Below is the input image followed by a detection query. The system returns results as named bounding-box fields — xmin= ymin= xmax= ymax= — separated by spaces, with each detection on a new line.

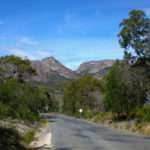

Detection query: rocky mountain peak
xmin=31 ymin=56 xmax=77 ymax=84
xmin=42 ymin=56 xmax=58 ymax=63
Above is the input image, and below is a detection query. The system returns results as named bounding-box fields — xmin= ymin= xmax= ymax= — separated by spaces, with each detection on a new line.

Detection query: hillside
xmin=31 ymin=57 xmax=77 ymax=84
xmin=31 ymin=58 xmax=114 ymax=84
xmin=77 ymin=60 xmax=114 ymax=79
xmin=0 ymin=56 xmax=114 ymax=85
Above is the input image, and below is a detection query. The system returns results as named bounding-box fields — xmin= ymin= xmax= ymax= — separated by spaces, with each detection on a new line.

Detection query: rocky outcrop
xmin=77 ymin=60 xmax=114 ymax=79
xmin=31 ymin=58 xmax=114 ymax=84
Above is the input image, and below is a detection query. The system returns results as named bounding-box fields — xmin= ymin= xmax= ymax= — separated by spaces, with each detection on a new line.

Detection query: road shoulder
xmin=29 ymin=122 xmax=52 ymax=149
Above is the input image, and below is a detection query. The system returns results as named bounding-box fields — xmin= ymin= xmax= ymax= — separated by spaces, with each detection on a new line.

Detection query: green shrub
xmin=0 ymin=102 xmax=11 ymax=118
xmin=83 ymin=109 xmax=94 ymax=119
xmin=0 ymin=79 xmax=50 ymax=121
xmin=91 ymin=112 xmax=114 ymax=123
xmin=23 ymin=130 xmax=35 ymax=145
xmin=136 ymin=105 xmax=150 ymax=122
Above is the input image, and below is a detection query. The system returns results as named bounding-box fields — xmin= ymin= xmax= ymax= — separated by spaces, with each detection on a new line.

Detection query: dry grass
xmin=89 ymin=113 xmax=150 ymax=136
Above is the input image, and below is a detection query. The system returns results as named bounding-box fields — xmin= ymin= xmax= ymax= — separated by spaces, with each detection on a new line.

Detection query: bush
xmin=0 ymin=55 xmax=55 ymax=121
xmin=83 ymin=109 xmax=94 ymax=119
xmin=91 ymin=112 xmax=114 ymax=123
xmin=23 ymin=130 xmax=35 ymax=145
xmin=136 ymin=105 xmax=150 ymax=122
xmin=0 ymin=79 xmax=50 ymax=121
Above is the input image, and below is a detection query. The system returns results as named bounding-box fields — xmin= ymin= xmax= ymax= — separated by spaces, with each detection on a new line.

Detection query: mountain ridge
xmin=30 ymin=57 xmax=114 ymax=84
xmin=77 ymin=59 xmax=114 ymax=79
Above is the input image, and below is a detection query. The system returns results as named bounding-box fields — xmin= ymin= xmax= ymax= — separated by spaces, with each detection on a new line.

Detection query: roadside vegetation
xmin=62 ymin=10 xmax=150 ymax=135
xmin=0 ymin=55 xmax=54 ymax=121
xmin=1 ymin=9 xmax=150 ymax=150
xmin=0 ymin=56 xmax=55 ymax=149
xmin=63 ymin=76 xmax=103 ymax=117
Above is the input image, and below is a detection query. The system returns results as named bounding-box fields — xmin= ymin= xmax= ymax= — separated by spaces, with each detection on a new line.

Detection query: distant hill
xmin=31 ymin=58 xmax=114 ymax=84
xmin=77 ymin=60 xmax=114 ymax=79
xmin=0 ymin=56 xmax=115 ymax=85
xmin=31 ymin=57 xmax=77 ymax=84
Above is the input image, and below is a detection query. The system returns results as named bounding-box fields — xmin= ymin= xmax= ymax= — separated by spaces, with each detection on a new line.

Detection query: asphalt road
xmin=49 ymin=115 xmax=150 ymax=150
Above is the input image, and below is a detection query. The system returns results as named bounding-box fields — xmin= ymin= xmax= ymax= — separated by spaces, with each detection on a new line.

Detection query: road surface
xmin=49 ymin=115 xmax=150 ymax=150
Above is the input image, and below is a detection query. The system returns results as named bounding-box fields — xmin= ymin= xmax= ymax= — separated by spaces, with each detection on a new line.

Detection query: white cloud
xmin=0 ymin=46 xmax=36 ymax=59
xmin=0 ymin=46 xmax=53 ymax=60
xmin=17 ymin=36 xmax=37 ymax=45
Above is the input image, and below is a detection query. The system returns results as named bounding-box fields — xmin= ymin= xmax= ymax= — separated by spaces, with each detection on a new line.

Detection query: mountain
xmin=77 ymin=60 xmax=114 ymax=79
xmin=0 ymin=55 xmax=114 ymax=85
xmin=30 ymin=57 xmax=114 ymax=84
xmin=31 ymin=57 xmax=77 ymax=84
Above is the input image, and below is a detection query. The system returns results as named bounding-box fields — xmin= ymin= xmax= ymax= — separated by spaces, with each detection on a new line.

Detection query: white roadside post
xmin=79 ymin=108 xmax=83 ymax=118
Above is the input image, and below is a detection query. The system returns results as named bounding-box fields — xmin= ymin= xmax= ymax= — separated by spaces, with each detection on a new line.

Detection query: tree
xmin=121 ymin=61 xmax=147 ymax=106
xmin=103 ymin=59 xmax=148 ymax=118
xmin=0 ymin=55 xmax=36 ymax=82
xmin=104 ymin=61 xmax=131 ymax=116
xmin=0 ymin=55 xmax=53 ymax=120
xmin=118 ymin=10 xmax=150 ymax=59
xmin=0 ymin=79 xmax=51 ymax=120
xmin=63 ymin=76 xmax=103 ymax=116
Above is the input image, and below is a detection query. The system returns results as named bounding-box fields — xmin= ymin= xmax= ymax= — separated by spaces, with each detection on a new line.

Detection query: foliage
xmin=103 ymin=61 xmax=132 ymax=115
xmin=103 ymin=60 xmax=148 ymax=118
xmin=102 ymin=9 xmax=150 ymax=120
xmin=121 ymin=62 xmax=148 ymax=106
xmin=63 ymin=76 xmax=103 ymax=116
xmin=118 ymin=10 xmax=150 ymax=59
xmin=0 ymin=79 xmax=51 ymax=120
xmin=49 ymin=80 xmax=71 ymax=112
xmin=0 ymin=55 xmax=34 ymax=73
xmin=90 ymin=112 xmax=114 ymax=123
xmin=0 ymin=55 xmax=36 ymax=82
xmin=136 ymin=105 xmax=150 ymax=122
xmin=0 ymin=55 xmax=54 ymax=121
xmin=23 ymin=130 xmax=35 ymax=145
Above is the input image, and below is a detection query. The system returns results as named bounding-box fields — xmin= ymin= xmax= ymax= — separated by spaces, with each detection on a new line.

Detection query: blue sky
xmin=0 ymin=0 xmax=150 ymax=70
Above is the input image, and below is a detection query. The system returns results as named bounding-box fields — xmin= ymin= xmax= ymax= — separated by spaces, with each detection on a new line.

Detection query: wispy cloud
xmin=17 ymin=36 xmax=37 ymax=45
xmin=0 ymin=46 xmax=35 ymax=59
xmin=0 ymin=46 xmax=53 ymax=60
